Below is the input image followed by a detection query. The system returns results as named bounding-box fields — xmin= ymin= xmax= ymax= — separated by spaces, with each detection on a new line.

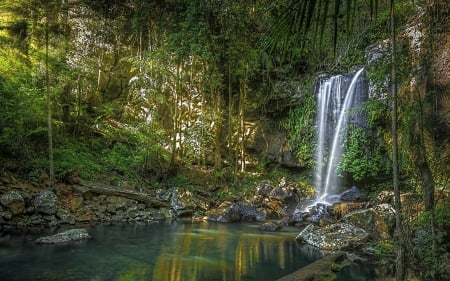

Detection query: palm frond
xmin=264 ymin=0 xmax=381 ymax=57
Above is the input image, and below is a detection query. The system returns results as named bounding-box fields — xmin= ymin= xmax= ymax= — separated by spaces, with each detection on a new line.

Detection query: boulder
xmin=34 ymin=191 xmax=58 ymax=215
xmin=259 ymin=221 xmax=281 ymax=232
xmin=343 ymin=206 xmax=394 ymax=240
xmin=329 ymin=201 xmax=366 ymax=219
xmin=207 ymin=201 xmax=265 ymax=223
xmin=295 ymin=223 xmax=369 ymax=251
xmin=367 ymin=191 xmax=394 ymax=207
xmin=36 ymin=229 xmax=91 ymax=244
xmin=0 ymin=191 xmax=25 ymax=215
xmin=339 ymin=186 xmax=360 ymax=202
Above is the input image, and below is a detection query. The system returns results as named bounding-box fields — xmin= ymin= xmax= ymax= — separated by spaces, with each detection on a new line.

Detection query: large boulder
xmin=343 ymin=204 xmax=395 ymax=240
xmin=339 ymin=186 xmax=360 ymax=202
xmin=34 ymin=191 xmax=58 ymax=215
xmin=35 ymin=228 xmax=91 ymax=244
xmin=295 ymin=223 xmax=369 ymax=251
xmin=207 ymin=202 xmax=265 ymax=223
xmin=1 ymin=191 xmax=25 ymax=215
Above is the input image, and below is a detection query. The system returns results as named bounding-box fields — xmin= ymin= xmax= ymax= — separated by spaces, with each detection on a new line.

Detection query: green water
xmin=0 ymin=222 xmax=386 ymax=281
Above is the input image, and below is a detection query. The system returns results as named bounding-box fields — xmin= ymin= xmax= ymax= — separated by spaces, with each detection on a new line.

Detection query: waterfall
xmin=314 ymin=68 xmax=366 ymax=199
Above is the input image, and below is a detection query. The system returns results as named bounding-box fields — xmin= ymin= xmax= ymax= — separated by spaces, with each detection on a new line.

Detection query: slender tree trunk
xmin=45 ymin=4 xmax=55 ymax=191
xmin=390 ymin=1 xmax=406 ymax=280
xmin=214 ymin=88 xmax=222 ymax=170
xmin=227 ymin=62 xmax=234 ymax=167
xmin=239 ymin=79 xmax=245 ymax=172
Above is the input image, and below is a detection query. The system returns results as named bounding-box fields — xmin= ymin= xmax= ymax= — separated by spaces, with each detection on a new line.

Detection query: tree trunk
xmin=45 ymin=3 xmax=55 ymax=191
xmin=214 ymin=88 xmax=222 ymax=170
xmin=390 ymin=1 xmax=406 ymax=280
xmin=239 ymin=78 xmax=246 ymax=172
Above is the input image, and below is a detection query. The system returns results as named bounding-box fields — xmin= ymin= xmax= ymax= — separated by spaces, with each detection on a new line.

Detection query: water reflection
xmin=0 ymin=222 xmax=393 ymax=281
xmin=0 ymin=222 xmax=322 ymax=281
xmin=150 ymin=222 xmax=321 ymax=281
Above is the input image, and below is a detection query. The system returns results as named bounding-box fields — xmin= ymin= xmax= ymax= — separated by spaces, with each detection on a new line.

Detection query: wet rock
xmin=159 ymin=208 xmax=173 ymax=219
xmin=256 ymin=182 xmax=274 ymax=197
xmin=133 ymin=210 xmax=153 ymax=221
xmin=329 ymin=202 xmax=366 ymax=219
xmin=367 ymin=191 xmax=394 ymax=207
xmin=156 ymin=188 xmax=172 ymax=201
xmin=106 ymin=196 xmax=136 ymax=212
xmin=339 ymin=186 xmax=360 ymax=202
xmin=259 ymin=221 xmax=281 ymax=232
xmin=67 ymin=195 xmax=84 ymax=211
xmin=207 ymin=201 xmax=265 ymax=223
xmin=1 ymin=191 xmax=25 ymax=215
xmin=153 ymin=212 xmax=166 ymax=220
xmin=308 ymin=203 xmax=330 ymax=223
xmin=35 ymin=229 xmax=91 ymax=244
xmin=56 ymin=208 xmax=75 ymax=224
xmin=343 ymin=207 xmax=393 ymax=239
xmin=269 ymin=186 xmax=292 ymax=202
xmin=1 ymin=210 xmax=13 ymax=220
xmin=29 ymin=214 xmax=43 ymax=225
xmin=75 ymin=206 xmax=93 ymax=222
xmin=34 ymin=191 xmax=58 ymax=215
xmin=295 ymin=223 xmax=369 ymax=251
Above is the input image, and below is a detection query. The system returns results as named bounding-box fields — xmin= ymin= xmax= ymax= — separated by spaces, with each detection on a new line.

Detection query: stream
xmin=0 ymin=222 xmax=388 ymax=281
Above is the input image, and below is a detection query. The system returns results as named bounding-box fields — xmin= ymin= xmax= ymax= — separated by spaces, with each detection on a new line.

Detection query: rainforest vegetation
xmin=0 ymin=0 xmax=449 ymax=280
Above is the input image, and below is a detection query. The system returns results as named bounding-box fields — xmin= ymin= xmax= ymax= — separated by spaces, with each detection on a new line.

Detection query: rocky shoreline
xmin=0 ymin=177 xmax=408 ymax=253
xmin=2 ymin=176 xmax=417 ymax=280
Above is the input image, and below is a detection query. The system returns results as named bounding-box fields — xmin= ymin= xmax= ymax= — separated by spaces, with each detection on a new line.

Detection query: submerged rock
xmin=36 ymin=228 xmax=91 ymax=244
xmin=295 ymin=223 xmax=369 ymax=251
xmin=259 ymin=221 xmax=281 ymax=232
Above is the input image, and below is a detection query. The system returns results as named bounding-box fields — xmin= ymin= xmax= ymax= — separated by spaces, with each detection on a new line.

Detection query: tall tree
xmin=44 ymin=0 xmax=55 ymax=190
xmin=389 ymin=1 xmax=406 ymax=279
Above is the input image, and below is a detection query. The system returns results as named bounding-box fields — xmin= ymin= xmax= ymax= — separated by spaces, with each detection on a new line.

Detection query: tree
xmin=389 ymin=1 xmax=407 ymax=279
xmin=44 ymin=0 xmax=55 ymax=190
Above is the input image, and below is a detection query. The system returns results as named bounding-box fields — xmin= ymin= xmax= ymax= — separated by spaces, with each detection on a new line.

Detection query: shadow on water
xmin=0 ymin=222 xmax=388 ymax=281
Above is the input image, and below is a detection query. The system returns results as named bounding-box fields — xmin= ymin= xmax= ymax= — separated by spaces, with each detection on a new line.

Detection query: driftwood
xmin=74 ymin=180 xmax=170 ymax=208
xmin=276 ymin=251 xmax=349 ymax=281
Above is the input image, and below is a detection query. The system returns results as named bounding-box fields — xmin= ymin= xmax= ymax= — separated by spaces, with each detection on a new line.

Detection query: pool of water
xmin=0 ymin=221 xmax=388 ymax=281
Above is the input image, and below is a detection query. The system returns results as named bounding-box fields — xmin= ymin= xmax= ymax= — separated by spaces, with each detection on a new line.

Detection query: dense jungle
xmin=0 ymin=0 xmax=449 ymax=280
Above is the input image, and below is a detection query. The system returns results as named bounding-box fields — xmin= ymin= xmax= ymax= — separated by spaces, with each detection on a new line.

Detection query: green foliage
xmin=412 ymin=202 xmax=450 ymax=280
xmin=281 ymin=88 xmax=316 ymax=168
xmin=364 ymin=1 xmax=416 ymax=44
xmin=371 ymin=239 xmax=396 ymax=268
xmin=54 ymin=141 xmax=103 ymax=179
xmin=0 ymin=48 xmax=47 ymax=158
xmin=339 ymin=127 xmax=391 ymax=182
xmin=101 ymin=142 xmax=138 ymax=178
xmin=166 ymin=174 xmax=194 ymax=190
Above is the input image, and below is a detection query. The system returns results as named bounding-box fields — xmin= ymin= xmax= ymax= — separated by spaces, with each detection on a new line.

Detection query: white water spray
xmin=314 ymin=68 xmax=365 ymax=200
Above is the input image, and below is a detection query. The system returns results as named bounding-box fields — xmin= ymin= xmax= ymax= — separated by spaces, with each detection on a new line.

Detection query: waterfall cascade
xmin=314 ymin=68 xmax=367 ymax=201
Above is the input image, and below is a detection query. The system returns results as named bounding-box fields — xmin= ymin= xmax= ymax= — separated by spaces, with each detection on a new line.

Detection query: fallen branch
xmin=276 ymin=251 xmax=349 ymax=281
xmin=74 ymin=180 xmax=170 ymax=208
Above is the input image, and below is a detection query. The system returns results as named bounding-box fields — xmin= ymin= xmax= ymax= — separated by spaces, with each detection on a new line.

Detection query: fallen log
xmin=74 ymin=180 xmax=170 ymax=208
xmin=276 ymin=251 xmax=349 ymax=281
